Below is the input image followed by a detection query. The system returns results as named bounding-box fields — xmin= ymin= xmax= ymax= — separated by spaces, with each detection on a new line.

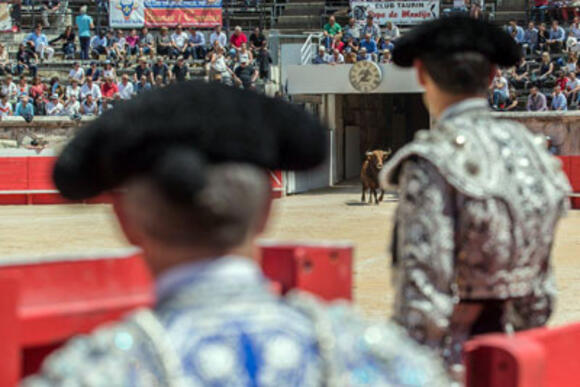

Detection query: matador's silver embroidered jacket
xmin=23 ymin=256 xmax=449 ymax=386
xmin=380 ymin=99 xmax=571 ymax=367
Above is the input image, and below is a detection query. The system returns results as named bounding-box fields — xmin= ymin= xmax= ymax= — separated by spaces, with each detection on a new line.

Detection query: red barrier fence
xmin=557 ymin=156 xmax=580 ymax=209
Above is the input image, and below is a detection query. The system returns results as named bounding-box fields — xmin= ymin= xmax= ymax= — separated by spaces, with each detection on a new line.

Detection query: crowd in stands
xmin=0 ymin=5 xmax=273 ymax=120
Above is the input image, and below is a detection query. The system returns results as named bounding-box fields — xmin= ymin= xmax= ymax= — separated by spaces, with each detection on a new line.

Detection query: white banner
xmin=109 ymin=0 xmax=145 ymax=28
xmin=351 ymin=1 xmax=439 ymax=26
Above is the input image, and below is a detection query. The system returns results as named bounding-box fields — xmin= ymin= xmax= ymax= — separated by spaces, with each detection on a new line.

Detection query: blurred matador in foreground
xmin=24 ymin=82 xmax=448 ymax=386
xmin=381 ymin=16 xmax=571 ymax=379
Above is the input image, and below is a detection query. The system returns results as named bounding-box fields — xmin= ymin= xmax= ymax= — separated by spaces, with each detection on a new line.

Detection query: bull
xmin=361 ymin=149 xmax=391 ymax=205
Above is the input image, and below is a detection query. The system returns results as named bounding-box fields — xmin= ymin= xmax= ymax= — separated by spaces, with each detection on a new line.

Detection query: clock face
xmin=349 ymin=61 xmax=383 ymax=93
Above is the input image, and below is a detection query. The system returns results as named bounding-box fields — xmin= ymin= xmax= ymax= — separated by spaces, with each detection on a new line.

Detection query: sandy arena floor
xmin=1 ymin=182 xmax=579 ymax=325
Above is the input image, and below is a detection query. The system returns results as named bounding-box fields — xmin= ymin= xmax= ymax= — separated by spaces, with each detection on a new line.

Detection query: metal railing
xmin=300 ymin=32 xmax=323 ymax=65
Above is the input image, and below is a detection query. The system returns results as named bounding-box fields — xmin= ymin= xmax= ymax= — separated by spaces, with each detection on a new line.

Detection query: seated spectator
xmin=210 ymin=25 xmax=227 ymax=49
xmin=323 ymin=16 xmax=341 ymax=47
xmin=249 ymin=26 xmax=266 ymax=54
xmin=80 ymin=93 xmax=98 ymax=115
xmin=565 ymin=71 xmax=580 ymax=105
xmin=0 ymin=93 xmax=12 ymax=117
xmin=533 ymin=52 xmax=555 ymax=86
xmin=0 ymin=43 xmax=11 ymax=75
xmin=170 ymin=25 xmax=188 ymax=59
xmin=153 ymin=75 xmax=164 ymax=88
xmin=29 ymin=76 xmax=45 ymax=100
xmin=50 ymin=25 xmax=75 ymax=59
xmin=85 ymin=61 xmax=102 ymax=82
xmin=343 ymin=35 xmax=359 ymax=54
xmin=555 ymin=70 xmax=569 ymax=91
xmin=17 ymin=76 xmax=29 ymax=99
xmin=236 ymin=43 xmax=253 ymax=65
xmin=551 ymin=85 xmax=568 ymax=110
xmin=510 ymin=57 xmax=530 ymax=89
xmin=378 ymin=36 xmax=394 ymax=52
xmin=134 ymin=57 xmax=153 ymax=84
xmin=62 ymin=95 xmax=80 ymax=117
xmin=171 ymin=56 xmax=189 ymax=82
xmin=187 ymin=27 xmax=206 ymax=60
xmin=357 ymin=47 xmax=372 ymax=61
xmin=90 ymin=30 xmax=108 ymax=59
xmin=312 ymin=46 xmax=329 ymax=64
xmin=383 ymin=22 xmax=400 ymax=40
xmin=547 ymin=20 xmax=566 ymax=52
xmin=531 ymin=0 xmax=548 ymax=24
xmin=230 ymin=26 xmax=248 ymax=50
xmin=537 ymin=22 xmax=548 ymax=52
xmin=101 ymin=76 xmax=119 ymax=108
xmin=570 ymin=17 xmax=580 ymax=40
xmin=66 ymin=78 xmax=81 ymax=101
xmin=136 ymin=75 xmax=151 ymax=94
xmin=46 ymin=94 xmax=63 ymax=116
xmin=126 ymin=28 xmax=140 ymax=57
xmin=139 ymin=27 xmax=155 ymax=56
xmin=41 ymin=0 xmax=64 ymax=29
xmin=360 ymin=15 xmax=380 ymax=41
xmin=68 ymin=62 xmax=85 ymax=84
xmin=343 ymin=18 xmax=360 ymax=42
xmin=80 ymin=77 xmax=101 ymax=102
xmin=25 ymin=24 xmax=54 ymax=60
xmin=233 ymin=59 xmax=258 ymax=90
xmin=152 ymin=56 xmax=170 ymax=85
xmin=14 ymin=95 xmax=34 ymax=119
xmin=359 ymin=33 xmax=377 ymax=60
xmin=506 ymin=19 xmax=525 ymax=44
xmin=209 ymin=46 xmax=234 ymax=84
xmin=380 ymin=49 xmax=393 ymax=64
xmin=2 ymin=75 xmax=17 ymax=105
xmin=345 ymin=51 xmax=357 ymax=63
xmin=111 ymin=29 xmax=127 ymax=62
xmin=330 ymin=35 xmax=345 ymax=53
xmin=524 ymin=21 xmax=539 ymax=54
xmin=491 ymin=69 xmax=509 ymax=109
xmin=103 ymin=60 xmax=117 ymax=82
xmin=501 ymin=88 xmax=519 ymax=111
xmin=75 ymin=6 xmax=93 ymax=60
xmin=156 ymin=27 xmax=171 ymax=57
xmin=117 ymin=74 xmax=134 ymax=100
xmin=255 ymin=46 xmax=272 ymax=80
xmin=328 ymin=48 xmax=345 ymax=64
xmin=49 ymin=76 xmax=64 ymax=98
xmin=33 ymin=95 xmax=46 ymax=116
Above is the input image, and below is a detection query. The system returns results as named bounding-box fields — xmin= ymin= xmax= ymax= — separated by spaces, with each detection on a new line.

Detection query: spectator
xmin=534 ymin=52 xmax=555 ymax=87
xmin=328 ymin=48 xmax=345 ymax=64
xmin=85 ymin=61 xmax=102 ymax=82
xmin=2 ymin=75 xmax=17 ymax=105
xmin=46 ymin=94 xmax=63 ymax=116
xmin=136 ymin=75 xmax=151 ymax=94
xmin=345 ymin=52 xmax=358 ymax=63
xmin=0 ymin=43 xmax=11 ymax=75
xmin=134 ymin=57 xmax=153 ymax=84
xmin=531 ymin=0 xmax=548 ymax=24
xmin=210 ymin=25 xmax=227 ymax=48
xmin=491 ymin=69 xmax=509 ymax=109
xmin=360 ymin=15 xmax=380 ymax=41
xmin=523 ymin=21 xmax=539 ymax=54
xmin=126 ymin=28 xmax=140 ymax=57
xmin=357 ymin=47 xmax=372 ymax=61
xmin=564 ymin=52 xmax=578 ymax=73
xmin=570 ymin=17 xmax=580 ymax=40
xmin=14 ymin=95 xmax=34 ymax=118
xmin=101 ymin=76 xmax=118 ymax=107
xmin=152 ymin=56 xmax=170 ymax=85
xmin=80 ymin=77 xmax=101 ymax=102
xmin=187 ymin=27 xmax=206 ymax=60
xmin=249 ymin=26 xmax=266 ymax=53
xmin=330 ymin=35 xmax=345 ymax=52
xmin=312 ymin=46 xmax=329 ymax=64
xmin=68 ymin=62 xmax=85 ymax=84
xmin=33 ymin=95 xmax=46 ymax=116
xmin=237 ymin=43 xmax=253 ymax=65
xmin=49 ymin=76 xmax=64 ymax=98
xmin=170 ymin=25 xmax=188 ymax=59
xmin=359 ymin=33 xmax=378 ymax=59
xmin=233 ymin=59 xmax=258 ymax=89
xmin=17 ymin=76 xmax=29 ymax=98
xmin=209 ymin=46 xmax=234 ymax=84
xmin=0 ymin=93 xmax=12 ymax=117
xmin=49 ymin=25 xmax=75 ymax=59
xmin=171 ymin=56 xmax=189 ymax=82
xmin=29 ymin=76 xmax=46 ymax=100
xmin=555 ymin=70 xmax=569 ymax=91
xmin=90 ymin=30 xmax=108 ymax=59
xmin=551 ymin=85 xmax=568 ymax=110
xmin=506 ymin=19 xmax=525 ymax=44
xmin=547 ymin=20 xmax=566 ymax=52
xmin=323 ymin=16 xmax=342 ymax=48
xmin=103 ymin=60 xmax=116 ymax=82
xmin=380 ymin=49 xmax=393 ymax=64
xmin=344 ymin=35 xmax=359 ymax=54
xmin=378 ymin=37 xmax=394 ymax=52
xmin=41 ymin=0 xmax=64 ymax=29
xmin=80 ymin=93 xmax=98 ymax=115
xmin=139 ymin=27 xmax=155 ymax=56
xmin=109 ymin=29 xmax=127 ymax=62
xmin=75 ymin=6 xmax=94 ymax=60
xmin=153 ymin=75 xmax=164 ymax=88
xmin=62 ymin=95 xmax=80 ymax=117
xmin=565 ymin=71 xmax=580 ymax=105
xmin=255 ymin=46 xmax=272 ymax=80
xmin=66 ymin=78 xmax=81 ymax=100
xmin=537 ymin=22 xmax=548 ymax=52
xmin=510 ymin=57 xmax=530 ymax=90
xmin=502 ymin=88 xmax=519 ymax=111
xmin=383 ymin=22 xmax=400 ymax=40
xmin=25 ymin=24 xmax=54 ymax=61
xmin=156 ymin=27 xmax=171 ymax=57
xmin=343 ymin=17 xmax=361 ymax=41
xmin=230 ymin=26 xmax=248 ymax=50
xmin=117 ymin=74 xmax=134 ymax=100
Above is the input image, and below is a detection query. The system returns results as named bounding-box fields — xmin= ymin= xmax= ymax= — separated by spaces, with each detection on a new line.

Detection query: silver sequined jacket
xmin=23 ymin=257 xmax=448 ymax=387
xmin=380 ymin=100 xmax=571 ymax=366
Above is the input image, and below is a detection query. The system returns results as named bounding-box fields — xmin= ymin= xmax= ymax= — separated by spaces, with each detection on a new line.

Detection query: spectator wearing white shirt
xmin=491 ymin=69 xmax=509 ymax=109
xmin=46 ymin=94 xmax=63 ymax=116
xmin=90 ymin=30 xmax=108 ymax=59
xmin=210 ymin=25 xmax=227 ymax=48
xmin=383 ymin=22 xmax=400 ymax=41
xmin=328 ymin=49 xmax=344 ymax=64
xmin=65 ymin=79 xmax=81 ymax=101
xmin=2 ymin=75 xmax=18 ymax=105
xmin=170 ymin=25 xmax=189 ymax=59
xmin=380 ymin=49 xmax=393 ymax=64
xmin=118 ymin=74 xmax=134 ymax=100
xmin=80 ymin=77 xmax=101 ymax=102
xmin=80 ymin=93 xmax=98 ymax=115
xmin=68 ymin=62 xmax=85 ymax=83
xmin=0 ymin=93 xmax=13 ymax=117
xmin=62 ymin=95 xmax=80 ymax=116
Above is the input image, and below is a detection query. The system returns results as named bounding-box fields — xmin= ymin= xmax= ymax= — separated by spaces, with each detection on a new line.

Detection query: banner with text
xmin=110 ymin=0 xmax=145 ymax=28
xmin=351 ymin=1 xmax=439 ymax=25
xmin=144 ymin=0 xmax=222 ymax=28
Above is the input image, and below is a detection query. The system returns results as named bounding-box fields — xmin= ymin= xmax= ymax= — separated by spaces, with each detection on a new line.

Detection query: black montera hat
xmin=53 ymin=81 xmax=327 ymax=201
xmin=393 ymin=16 xmax=521 ymax=68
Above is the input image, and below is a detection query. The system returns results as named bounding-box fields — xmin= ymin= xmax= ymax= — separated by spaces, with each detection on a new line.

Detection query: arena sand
xmin=1 ymin=182 xmax=579 ymax=326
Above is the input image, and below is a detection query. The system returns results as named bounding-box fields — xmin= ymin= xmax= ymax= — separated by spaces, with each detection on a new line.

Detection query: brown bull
xmin=361 ymin=149 xmax=391 ymax=204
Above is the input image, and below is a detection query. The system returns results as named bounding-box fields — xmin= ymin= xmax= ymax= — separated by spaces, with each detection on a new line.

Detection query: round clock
xmin=349 ymin=61 xmax=383 ymax=93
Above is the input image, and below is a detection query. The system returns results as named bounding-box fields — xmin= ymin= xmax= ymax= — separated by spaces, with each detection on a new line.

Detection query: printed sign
xmin=144 ymin=0 xmax=222 ymax=27
xmin=110 ymin=0 xmax=145 ymax=28
xmin=351 ymin=1 xmax=439 ymax=26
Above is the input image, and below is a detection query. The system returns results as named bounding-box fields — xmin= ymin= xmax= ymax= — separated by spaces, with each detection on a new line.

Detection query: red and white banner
xmin=269 ymin=170 xmax=284 ymax=198
xmin=351 ymin=1 xmax=439 ymax=26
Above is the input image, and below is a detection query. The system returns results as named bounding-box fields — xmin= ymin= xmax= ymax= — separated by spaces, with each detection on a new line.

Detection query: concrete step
xmin=494 ymin=10 xmax=527 ymax=23
xmin=276 ymin=15 xmax=321 ymax=28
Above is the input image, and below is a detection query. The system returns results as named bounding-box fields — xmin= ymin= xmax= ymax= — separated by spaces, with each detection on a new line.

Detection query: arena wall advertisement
xmin=110 ymin=0 xmax=222 ymax=28
xmin=351 ymin=1 xmax=439 ymax=25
